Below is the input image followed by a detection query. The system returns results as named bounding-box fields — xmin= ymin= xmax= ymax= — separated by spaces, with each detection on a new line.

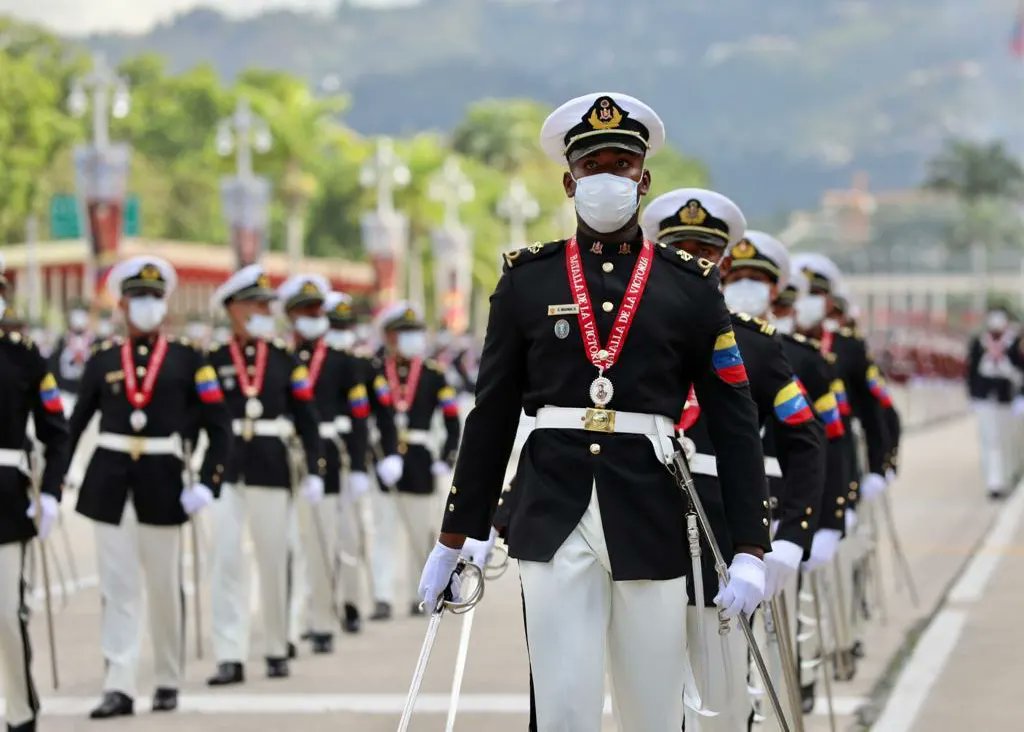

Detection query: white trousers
xmin=94 ymin=502 xmax=183 ymax=697
xmin=976 ymin=401 xmax=1016 ymax=491
xmin=370 ymin=488 xmax=397 ymax=603
xmin=754 ymin=574 xmax=802 ymax=732
xmin=372 ymin=492 xmax=438 ymax=605
xmin=684 ymin=607 xmax=749 ymax=732
xmin=295 ymin=494 xmax=340 ymax=635
xmin=519 ymin=487 xmax=688 ymax=732
xmin=337 ymin=478 xmax=373 ymax=611
xmin=210 ymin=484 xmax=291 ymax=662
xmin=0 ymin=542 xmax=36 ymax=728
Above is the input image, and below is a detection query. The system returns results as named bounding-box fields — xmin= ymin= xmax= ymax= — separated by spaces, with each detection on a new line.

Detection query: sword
xmin=880 ymin=490 xmax=919 ymax=607
xmin=398 ymin=561 xmax=484 ymax=732
xmin=30 ymin=444 xmax=59 ymax=689
xmin=183 ymin=439 xmax=204 ymax=659
xmin=665 ymin=451 xmax=791 ymax=732
xmin=771 ymin=591 xmax=806 ymax=732
xmin=444 ymin=606 xmax=476 ymax=732
xmin=809 ymin=570 xmax=837 ymax=732
xmin=830 ymin=554 xmax=854 ymax=679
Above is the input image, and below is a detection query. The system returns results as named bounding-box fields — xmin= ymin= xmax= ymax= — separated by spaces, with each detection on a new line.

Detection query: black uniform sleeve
xmin=190 ymin=349 xmax=233 ymax=492
xmin=67 ymin=347 xmax=104 ymax=459
xmin=809 ymin=361 xmax=849 ymax=532
xmin=694 ymin=305 xmax=771 ymax=552
xmin=342 ymin=358 xmax=369 ymax=473
xmin=883 ymin=403 xmax=901 ymax=474
xmin=846 ymin=340 xmax=890 ymax=476
xmin=367 ymin=362 xmax=400 ymax=457
xmin=761 ymin=341 xmax=825 ymax=550
xmin=967 ymin=337 xmax=983 ymax=400
xmin=287 ymin=352 xmax=325 ymax=477
xmin=29 ymin=350 xmax=70 ymax=499
xmin=444 ymin=272 xmax=526 ymax=539
xmin=436 ymin=370 xmax=462 ymax=466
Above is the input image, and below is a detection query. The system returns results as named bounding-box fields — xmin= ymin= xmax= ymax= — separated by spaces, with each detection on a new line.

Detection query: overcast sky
xmin=0 ymin=0 xmax=416 ymax=35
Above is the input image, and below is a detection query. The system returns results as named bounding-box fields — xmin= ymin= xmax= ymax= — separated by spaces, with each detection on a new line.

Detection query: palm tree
xmin=925 ymin=139 xmax=1024 ymax=203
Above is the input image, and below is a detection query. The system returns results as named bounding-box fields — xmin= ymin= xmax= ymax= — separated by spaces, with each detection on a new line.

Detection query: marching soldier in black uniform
xmin=418 ymin=92 xmax=770 ymax=730
xmin=322 ymin=291 xmax=402 ymax=629
xmin=641 ymin=196 xmax=825 ymax=730
xmin=0 ymin=266 xmax=69 ymax=732
xmin=67 ymin=256 xmax=232 ymax=719
xmin=206 ymin=265 xmax=324 ymax=685
xmin=47 ymin=299 xmax=94 ymax=410
xmin=377 ymin=302 xmax=461 ymax=618
xmin=278 ymin=274 xmax=372 ymax=653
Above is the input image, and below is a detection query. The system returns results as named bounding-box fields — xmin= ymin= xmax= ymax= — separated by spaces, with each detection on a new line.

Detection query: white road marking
xmin=2 ymin=693 xmax=865 ymax=716
xmin=947 ymin=482 xmax=1024 ymax=603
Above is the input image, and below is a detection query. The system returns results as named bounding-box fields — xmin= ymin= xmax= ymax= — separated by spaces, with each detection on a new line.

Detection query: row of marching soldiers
xmin=416 ymin=92 xmax=906 ymax=731
xmin=0 ymin=254 xmax=463 ymax=729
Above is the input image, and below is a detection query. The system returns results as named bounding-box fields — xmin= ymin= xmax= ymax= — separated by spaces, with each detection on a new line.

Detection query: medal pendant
xmin=129 ymin=409 xmax=148 ymax=433
xmin=395 ymin=412 xmax=409 ymax=432
xmin=589 ymin=376 xmax=614 ymax=408
xmin=245 ymin=397 xmax=263 ymax=420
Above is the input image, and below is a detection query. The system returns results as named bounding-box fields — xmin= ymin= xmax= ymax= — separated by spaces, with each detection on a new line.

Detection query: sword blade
xmin=398 ymin=610 xmax=445 ymax=732
xmin=444 ymin=606 xmax=476 ymax=732
xmin=810 ymin=571 xmax=837 ymax=732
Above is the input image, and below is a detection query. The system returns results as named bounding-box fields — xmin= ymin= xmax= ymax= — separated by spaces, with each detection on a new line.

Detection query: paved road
xmin=4 ymin=393 xmax=1010 ymax=732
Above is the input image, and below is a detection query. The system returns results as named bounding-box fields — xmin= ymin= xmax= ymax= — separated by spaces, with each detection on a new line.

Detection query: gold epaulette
xmin=654 ymin=242 xmax=716 ymax=278
xmin=732 ymin=311 xmax=776 ymax=336
xmin=502 ymin=240 xmax=565 ymax=270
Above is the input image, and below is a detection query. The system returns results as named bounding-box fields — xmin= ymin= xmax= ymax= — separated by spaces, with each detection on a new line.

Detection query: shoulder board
xmin=425 ymin=358 xmax=444 ymax=374
xmin=355 ymin=346 xmax=375 ymax=360
xmin=503 ymin=240 xmax=565 ymax=270
xmin=209 ymin=343 xmax=222 ymax=353
xmin=654 ymin=242 xmax=716 ymax=279
xmin=731 ymin=311 xmax=776 ymax=336
xmin=786 ymin=332 xmax=822 ymax=353
xmin=838 ymin=326 xmax=863 ymax=341
xmin=0 ymin=329 xmax=25 ymax=347
xmin=92 ymin=337 xmax=121 ymax=355
xmin=270 ymin=338 xmax=289 ymax=352
xmin=825 ymin=352 xmax=837 ymax=365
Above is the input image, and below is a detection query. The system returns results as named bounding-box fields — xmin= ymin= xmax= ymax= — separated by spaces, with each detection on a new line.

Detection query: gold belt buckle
xmin=583 ymin=408 xmax=616 ymax=433
xmin=128 ymin=437 xmax=145 ymax=462
xmin=242 ymin=419 xmax=254 ymax=443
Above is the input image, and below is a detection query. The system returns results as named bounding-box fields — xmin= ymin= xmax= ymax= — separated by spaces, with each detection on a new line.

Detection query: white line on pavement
xmin=2 ymin=693 xmax=866 ymax=717
xmin=947 ymin=483 xmax=1024 ymax=603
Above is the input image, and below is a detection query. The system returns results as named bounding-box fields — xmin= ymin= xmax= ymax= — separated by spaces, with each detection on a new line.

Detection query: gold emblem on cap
xmin=732 ymin=239 xmax=756 ymax=260
xmin=404 ymin=308 xmax=416 ymax=321
xmin=587 ymin=96 xmax=624 ymax=131
xmin=139 ymin=263 xmax=161 ymax=281
xmin=679 ymin=199 xmax=708 ymax=226
xmin=335 ymin=302 xmax=351 ymax=316
xmin=256 ymin=273 xmax=271 ymax=289
xmin=300 ymin=280 xmax=321 ymax=296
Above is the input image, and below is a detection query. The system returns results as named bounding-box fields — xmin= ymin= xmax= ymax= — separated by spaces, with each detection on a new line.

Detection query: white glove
xmin=845 ymin=508 xmax=858 ymax=534
xmin=804 ymin=528 xmax=842 ymax=571
xmin=376 ymin=454 xmax=404 ymax=487
xmin=300 ymin=474 xmax=325 ymax=505
xmin=180 ymin=483 xmax=214 ymax=516
xmin=714 ymin=552 xmax=765 ymax=619
xmin=417 ymin=541 xmax=463 ymax=610
xmin=431 ymin=460 xmax=451 ymax=477
xmin=885 ymin=468 xmax=897 ymax=484
xmin=348 ymin=471 xmax=371 ymax=501
xmin=26 ymin=493 xmax=60 ymax=541
xmin=1013 ymin=396 xmax=1024 ymax=417
xmin=764 ymin=540 xmax=803 ymax=600
xmin=860 ymin=472 xmax=886 ymax=501
xmin=461 ymin=526 xmax=498 ymax=569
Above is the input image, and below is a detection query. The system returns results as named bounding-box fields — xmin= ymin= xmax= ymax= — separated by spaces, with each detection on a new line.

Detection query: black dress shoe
xmin=151 ymin=687 xmax=178 ymax=712
xmin=267 ymin=657 xmax=290 ymax=679
xmin=800 ymin=683 xmax=816 ymax=714
xmin=851 ymin=640 xmax=865 ymax=659
xmin=311 ymin=633 xmax=334 ymax=654
xmin=288 ymin=642 xmax=298 ymax=660
xmin=409 ymin=602 xmax=425 ymax=617
xmin=370 ymin=601 xmax=392 ymax=621
xmin=8 ymin=718 xmax=36 ymax=732
xmin=207 ymin=662 xmax=244 ymax=686
xmin=343 ymin=603 xmax=362 ymax=634
xmin=89 ymin=691 xmax=134 ymax=719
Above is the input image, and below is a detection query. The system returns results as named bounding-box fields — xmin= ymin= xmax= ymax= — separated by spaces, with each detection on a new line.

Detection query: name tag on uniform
xmin=547 ymin=304 xmax=580 ymax=316
xmin=105 ymin=370 xmax=125 ymax=383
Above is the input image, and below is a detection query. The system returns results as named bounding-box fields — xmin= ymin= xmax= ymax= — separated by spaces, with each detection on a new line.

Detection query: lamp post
xmin=497 ymin=177 xmax=539 ymax=262
xmin=217 ymin=98 xmax=273 ymax=268
xmin=359 ymin=138 xmax=411 ymax=305
xmin=68 ymin=53 xmax=132 ymax=299
xmin=429 ymin=157 xmax=475 ymax=333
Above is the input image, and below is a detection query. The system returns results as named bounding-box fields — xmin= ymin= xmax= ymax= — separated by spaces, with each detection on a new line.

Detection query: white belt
xmin=764 ymin=456 xmax=782 ymax=478
xmin=319 ymin=422 xmax=338 ymax=439
xmin=231 ymin=418 xmax=295 ymax=439
xmin=334 ymin=416 xmax=352 ymax=435
xmin=689 ymin=453 xmax=718 ymax=477
xmin=0 ymin=448 xmax=30 ymax=475
xmin=97 ymin=432 xmax=183 ymax=460
xmin=534 ymin=406 xmax=676 ymax=464
xmin=401 ymin=429 xmax=433 ymax=447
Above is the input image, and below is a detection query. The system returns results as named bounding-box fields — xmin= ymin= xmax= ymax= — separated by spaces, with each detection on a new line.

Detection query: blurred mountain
xmin=85 ymin=0 xmax=1024 ymax=215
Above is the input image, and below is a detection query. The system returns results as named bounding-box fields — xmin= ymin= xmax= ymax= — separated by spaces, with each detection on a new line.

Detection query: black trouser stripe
xmin=18 ymin=542 xmax=40 ymax=717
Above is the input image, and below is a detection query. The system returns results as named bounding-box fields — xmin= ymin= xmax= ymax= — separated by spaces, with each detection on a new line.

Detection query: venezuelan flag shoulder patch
xmin=831 ymin=378 xmax=851 ymax=417
xmin=195 ymin=365 xmax=225 ymax=404
xmin=813 ymin=391 xmax=845 ymax=439
xmin=774 ymin=379 xmax=814 ymax=425
xmin=373 ymin=374 xmax=393 ymax=407
xmin=39 ymin=373 xmax=64 ymax=414
xmin=712 ymin=329 xmax=748 ymax=386
xmin=348 ymin=383 xmax=370 ymax=418
xmin=866 ymin=365 xmax=894 ymax=408
xmin=438 ymin=385 xmax=459 ymax=417
xmin=291 ymin=365 xmax=313 ymax=401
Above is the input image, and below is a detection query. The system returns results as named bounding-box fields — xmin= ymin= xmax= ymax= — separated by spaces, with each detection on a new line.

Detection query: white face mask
xmin=0 ymin=296 xmax=6 ymax=318
xmin=772 ymin=314 xmax=795 ymax=335
xmin=572 ymin=172 xmax=641 ymax=234
xmin=245 ymin=313 xmax=276 ymax=340
xmin=988 ymin=311 xmax=1010 ymax=332
xmin=794 ymin=295 xmax=827 ymax=330
xmin=294 ymin=315 xmax=329 ymax=341
xmin=69 ymin=309 xmax=89 ymax=332
xmin=96 ymin=319 xmax=115 ymax=338
xmin=723 ymin=279 xmax=772 ymax=317
xmin=127 ymin=295 xmax=167 ymax=333
xmin=396 ymin=330 xmax=428 ymax=359
xmin=325 ymin=329 xmax=357 ymax=351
